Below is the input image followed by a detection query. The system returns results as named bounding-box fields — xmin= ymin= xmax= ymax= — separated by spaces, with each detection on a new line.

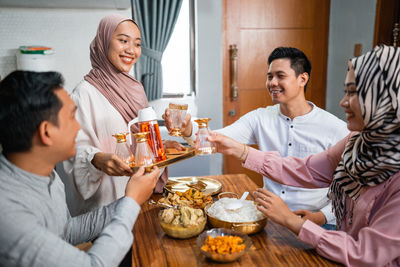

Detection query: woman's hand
xmin=162 ymin=108 xmax=192 ymax=137
xmin=207 ymin=133 xmax=247 ymax=159
xmin=294 ymin=210 xmax=327 ymax=226
xmin=254 ymin=188 xmax=305 ymax=235
xmin=125 ymin=167 xmax=160 ymax=205
xmin=91 ymin=152 xmax=133 ymax=176
xmin=163 ymin=140 xmax=186 ymax=151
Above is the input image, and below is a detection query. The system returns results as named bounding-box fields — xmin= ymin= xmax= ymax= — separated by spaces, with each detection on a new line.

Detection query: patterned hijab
xmin=329 ymin=45 xmax=400 ymax=227
xmin=85 ymin=14 xmax=148 ymax=128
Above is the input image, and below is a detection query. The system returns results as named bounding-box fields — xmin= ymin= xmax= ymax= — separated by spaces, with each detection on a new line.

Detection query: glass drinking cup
xmin=194 ymin=118 xmax=216 ymax=155
xmin=133 ymin=132 xmax=155 ymax=167
xmin=112 ymin=132 xmax=134 ymax=165
xmin=169 ymin=103 xmax=188 ymax=137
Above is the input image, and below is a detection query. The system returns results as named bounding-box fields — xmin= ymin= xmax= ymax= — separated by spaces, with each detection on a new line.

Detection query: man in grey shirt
xmin=0 ymin=71 xmax=159 ymax=267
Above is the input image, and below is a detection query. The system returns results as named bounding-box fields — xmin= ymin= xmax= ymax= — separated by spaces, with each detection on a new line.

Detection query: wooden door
xmin=222 ymin=0 xmax=331 ymax=186
xmin=374 ymin=0 xmax=400 ymax=46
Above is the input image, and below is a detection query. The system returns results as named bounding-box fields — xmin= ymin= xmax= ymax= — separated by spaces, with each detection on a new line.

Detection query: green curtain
xmin=131 ymin=0 xmax=183 ymax=101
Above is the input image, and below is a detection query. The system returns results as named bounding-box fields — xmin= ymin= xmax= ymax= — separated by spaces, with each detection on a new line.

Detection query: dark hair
xmin=0 ymin=71 xmax=64 ymax=154
xmin=267 ymin=47 xmax=312 ymax=91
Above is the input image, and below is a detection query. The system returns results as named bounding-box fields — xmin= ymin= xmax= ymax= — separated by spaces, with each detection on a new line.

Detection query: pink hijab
xmin=85 ymin=14 xmax=148 ymax=128
xmin=85 ymin=14 xmax=168 ymax=192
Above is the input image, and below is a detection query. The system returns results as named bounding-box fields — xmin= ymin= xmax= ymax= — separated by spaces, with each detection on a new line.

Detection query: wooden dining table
xmin=131 ymin=174 xmax=342 ymax=266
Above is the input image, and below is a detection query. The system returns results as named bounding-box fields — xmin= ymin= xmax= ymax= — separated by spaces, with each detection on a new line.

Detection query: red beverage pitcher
xmin=128 ymin=107 xmax=166 ymax=162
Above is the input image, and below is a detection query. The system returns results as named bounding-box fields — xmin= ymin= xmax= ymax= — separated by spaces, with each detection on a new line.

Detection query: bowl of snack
xmin=159 ymin=206 xmax=207 ymax=239
xmin=158 ymin=188 xmax=213 ymax=209
xmin=204 ymin=193 xmax=267 ymax=235
xmin=197 ymin=228 xmax=252 ymax=262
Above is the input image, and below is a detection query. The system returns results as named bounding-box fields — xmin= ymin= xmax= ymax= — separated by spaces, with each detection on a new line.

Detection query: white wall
xmin=325 ymin=0 xmax=377 ymax=119
xmin=195 ymin=0 xmax=223 ymax=174
xmin=0 ymin=7 xmax=131 ymax=91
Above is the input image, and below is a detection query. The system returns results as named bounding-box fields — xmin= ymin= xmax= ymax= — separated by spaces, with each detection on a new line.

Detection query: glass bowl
xmin=196 ymin=228 xmax=252 ymax=262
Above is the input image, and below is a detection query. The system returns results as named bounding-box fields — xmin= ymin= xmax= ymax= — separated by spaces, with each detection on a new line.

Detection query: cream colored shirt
xmin=61 ymin=80 xmax=131 ymax=216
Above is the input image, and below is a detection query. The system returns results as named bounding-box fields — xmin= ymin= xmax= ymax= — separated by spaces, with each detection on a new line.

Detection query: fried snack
xmin=160 ymin=206 xmax=206 ymax=227
xmin=187 ymin=180 xmax=207 ymax=191
xmin=201 ymin=235 xmax=246 ymax=254
xmin=159 ymin=206 xmax=207 ymax=239
xmin=158 ymin=188 xmax=213 ymax=209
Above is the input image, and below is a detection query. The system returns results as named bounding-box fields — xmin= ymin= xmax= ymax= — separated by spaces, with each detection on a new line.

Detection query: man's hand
xmin=207 ymin=133 xmax=246 ymax=159
xmin=162 ymin=108 xmax=192 ymax=137
xmin=294 ymin=210 xmax=326 ymax=226
xmin=125 ymin=167 xmax=160 ymax=205
xmin=254 ymin=188 xmax=305 ymax=235
xmin=92 ymin=152 xmax=133 ymax=176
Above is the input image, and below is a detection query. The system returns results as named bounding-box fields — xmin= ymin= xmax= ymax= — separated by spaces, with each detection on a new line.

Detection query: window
xmin=162 ymin=0 xmax=196 ymax=97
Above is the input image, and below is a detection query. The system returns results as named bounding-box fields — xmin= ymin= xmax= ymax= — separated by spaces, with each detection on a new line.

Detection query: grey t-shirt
xmin=0 ymin=154 xmax=140 ymax=267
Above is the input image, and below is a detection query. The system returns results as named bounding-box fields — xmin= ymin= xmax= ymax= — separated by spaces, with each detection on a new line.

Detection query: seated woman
xmin=61 ymin=14 xmax=181 ymax=216
xmin=209 ymin=45 xmax=400 ymax=266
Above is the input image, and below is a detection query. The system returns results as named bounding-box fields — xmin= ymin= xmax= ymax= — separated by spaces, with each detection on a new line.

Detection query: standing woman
xmin=61 ymin=14 xmax=168 ymax=216
xmin=209 ymin=45 xmax=400 ymax=266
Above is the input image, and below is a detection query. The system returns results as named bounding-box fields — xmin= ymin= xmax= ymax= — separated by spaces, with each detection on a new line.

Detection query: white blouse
xmin=61 ymin=80 xmax=131 ymax=216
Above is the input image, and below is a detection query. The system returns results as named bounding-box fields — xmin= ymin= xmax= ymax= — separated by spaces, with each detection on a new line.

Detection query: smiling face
xmin=107 ymin=20 xmax=141 ymax=73
xmin=266 ymin=58 xmax=308 ymax=105
xmin=340 ymin=61 xmax=365 ymax=131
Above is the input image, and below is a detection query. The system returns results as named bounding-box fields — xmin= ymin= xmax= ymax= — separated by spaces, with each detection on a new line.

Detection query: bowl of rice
xmin=204 ymin=194 xmax=267 ymax=235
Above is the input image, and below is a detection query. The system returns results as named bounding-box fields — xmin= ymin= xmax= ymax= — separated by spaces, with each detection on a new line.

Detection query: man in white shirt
xmin=164 ymin=47 xmax=349 ymax=229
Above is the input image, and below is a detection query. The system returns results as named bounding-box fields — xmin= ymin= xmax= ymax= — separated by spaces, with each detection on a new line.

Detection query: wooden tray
xmin=129 ymin=147 xmax=196 ymax=172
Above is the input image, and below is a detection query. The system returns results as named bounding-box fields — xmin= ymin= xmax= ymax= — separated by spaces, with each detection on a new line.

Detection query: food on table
xmin=207 ymin=198 xmax=264 ymax=222
xmin=187 ymin=180 xmax=207 ymax=191
xmin=158 ymin=188 xmax=213 ymax=209
xmin=160 ymin=206 xmax=206 ymax=227
xmin=159 ymin=206 xmax=206 ymax=239
xmin=165 ymin=179 xmax=208 ymax=192
xmin=201 ymin=235 xmax=246 ymax=254
xmin=197 ymin=228 xmax=253 ymax=262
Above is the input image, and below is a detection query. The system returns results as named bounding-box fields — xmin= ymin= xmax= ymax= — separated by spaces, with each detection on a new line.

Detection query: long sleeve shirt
xmin=60 ymin=80 xmax=131 ymax=216
xmin=0 ymin=154 xmax=140 ymax=267
xmin=60 ymin=80 xmax=166 ymax=216
xmin=243 ymin=135 xmax=400 ymax=266
xmin=212 ymin=103 xmax=349 ymax=224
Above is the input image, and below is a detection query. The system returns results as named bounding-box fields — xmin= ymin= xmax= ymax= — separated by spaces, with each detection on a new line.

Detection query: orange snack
xmin=201 ymin=235 xmax=246 ymax=254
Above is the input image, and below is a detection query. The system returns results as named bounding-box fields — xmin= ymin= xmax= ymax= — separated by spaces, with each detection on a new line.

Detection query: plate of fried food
xmin=165 ymin=176 xmax=222 ymax=195
xmin=158 ymin=188 xmax=214 ymax=209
